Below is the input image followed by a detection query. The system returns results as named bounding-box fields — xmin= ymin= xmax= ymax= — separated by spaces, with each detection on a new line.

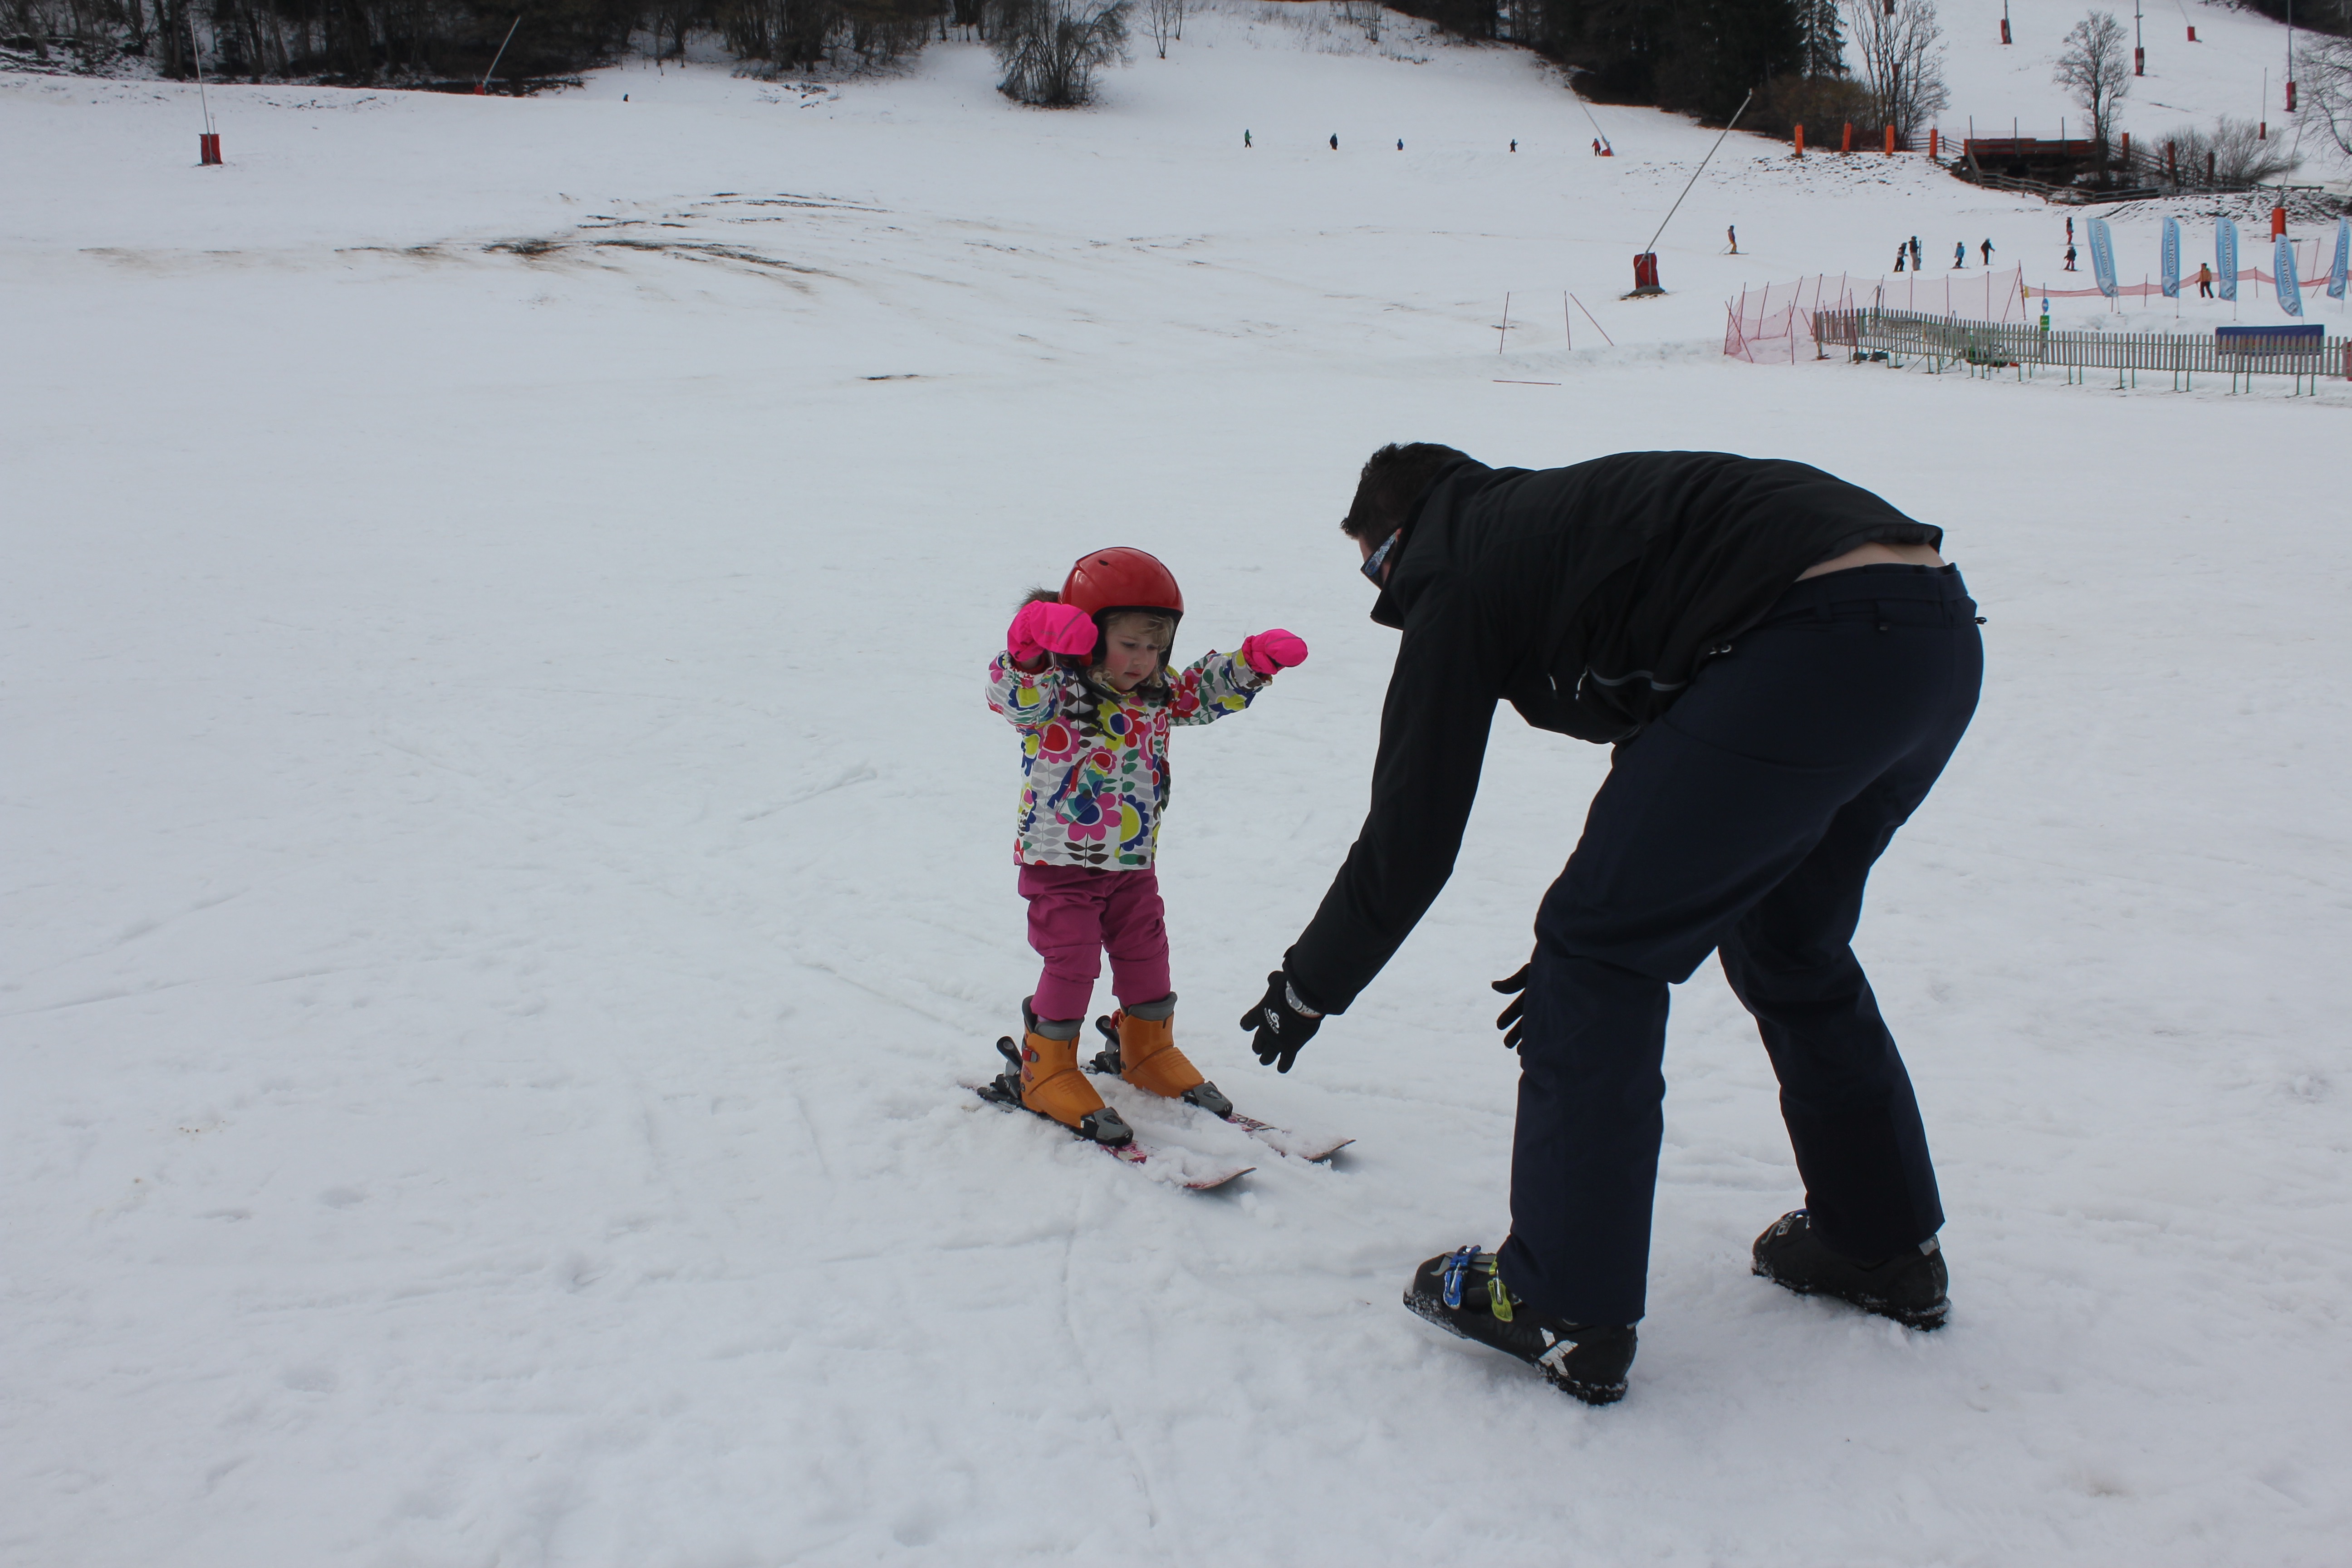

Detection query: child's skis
xmin=972 ymin=1039 xmax=1254 ymax=1191
xmin=1088 ymin=1016 xmax=1352 ymax=1163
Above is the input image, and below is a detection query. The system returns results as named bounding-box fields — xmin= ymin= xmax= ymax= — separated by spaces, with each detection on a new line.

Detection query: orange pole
xmin=1842 ymin=122 xmax=1853 ymax=153
xmin=1929 ymin=127 xmax=1939 ymax=159
xmin=1884 ymin=126 xmax=1895 ymax=155
xmin=1793 ymin=124 xmax=1804 ymax=157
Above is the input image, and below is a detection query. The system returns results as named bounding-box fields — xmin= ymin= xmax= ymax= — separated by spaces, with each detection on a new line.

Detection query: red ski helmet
xmin=1060 ymin=548 xmax=1183 ymax=621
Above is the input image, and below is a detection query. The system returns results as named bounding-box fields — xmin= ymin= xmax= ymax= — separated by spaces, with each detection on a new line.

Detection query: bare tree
xmin=2299 ymin=33 xmax=2352 ymax=160
xmin=2156 ymin=116 xmax=2302 ymax=186
xmin=992 ymin=0 xmax=1130 ymax=105
xmin=1339 ymin=0 xmax=1380 ymax=44
xmin=2053 ymin=10 xmax=2131 ymax=165
xmin=1842 ymin=0 xmax=1947 ymax=142
xmin=1141 ymin=0 xmax=1181 ymax=58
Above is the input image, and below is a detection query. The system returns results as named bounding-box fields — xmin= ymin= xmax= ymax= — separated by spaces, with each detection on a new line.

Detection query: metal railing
xmin=1815 ymin=307 xmax=2350 ymax=393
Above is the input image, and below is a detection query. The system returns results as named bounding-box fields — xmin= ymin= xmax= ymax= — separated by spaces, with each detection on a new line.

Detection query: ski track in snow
xmin=4 ymin=2 xmax=2349 ymax=1563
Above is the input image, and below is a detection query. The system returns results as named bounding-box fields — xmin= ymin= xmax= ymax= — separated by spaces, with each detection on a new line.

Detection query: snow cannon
xmin=1630 ymin=253 xmax=1663 ymax=297
xmin=198 ymin=133 xmax=222 ymax=165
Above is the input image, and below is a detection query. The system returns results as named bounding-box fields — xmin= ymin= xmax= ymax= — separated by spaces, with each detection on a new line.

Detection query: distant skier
xmin=2197 ymin=261 xmax=2213 ymax=296
xmin=1241 ymin=444 xmax=1975 ymax=1405
xmin=2064 ymin=244 xmax=2078 ymax=271
xmin=1895 ymin=245 xmax=1907 ymax=273
xmin=1909 ymin=235 xmax=1922 ymax=269
xmin=1510 ymin=139 xmax=1518 ymax=152
xmin=1726 ymin=224 xmax=1738 ymax=255
xmin=1953 ymin=240 xmax=1966 ymax=269
xmin=2066 ymin=215 xmax=2075 ymax=244
xmin=1980 ymin=238 xmax=1994 ymax=265
xmin=985 ymin=549 xmax=1307 ymax=1146
xmin=1397 ymin=138 xmax=1404 ymax=150
xmin=1244 ymin=129 xmax=1251 ymax=148
xmin=1330 ymin=133 xmax=1338 ymax=150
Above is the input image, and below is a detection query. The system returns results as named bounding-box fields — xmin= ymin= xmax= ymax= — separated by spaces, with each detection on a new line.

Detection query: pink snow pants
xmin=1019 ymin=862 xmax=1171 ymax=1023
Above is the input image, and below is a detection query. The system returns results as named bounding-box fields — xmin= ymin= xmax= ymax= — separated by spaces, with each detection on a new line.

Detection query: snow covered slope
xmin=4 ymin=9 xmax=2348 ymax=1565
xmin=1936 ymin=0 xmax=2331 ymax=152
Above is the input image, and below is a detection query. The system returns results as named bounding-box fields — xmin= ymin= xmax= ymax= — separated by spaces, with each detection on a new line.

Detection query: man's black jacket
xmin=1284 ymin=451 xmax=1940 ymax=1015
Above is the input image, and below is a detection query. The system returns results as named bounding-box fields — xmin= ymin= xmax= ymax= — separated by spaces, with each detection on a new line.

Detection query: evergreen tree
xmin=1798 ymin=0 xmax=1843 ymax=76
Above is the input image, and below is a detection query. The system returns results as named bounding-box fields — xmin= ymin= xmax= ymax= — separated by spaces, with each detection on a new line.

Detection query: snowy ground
xmin=5 ymin=5 xmax=2350 ymax=1565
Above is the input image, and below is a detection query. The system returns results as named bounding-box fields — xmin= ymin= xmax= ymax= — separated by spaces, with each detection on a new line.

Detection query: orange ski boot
xmin=1016 ymin=1000 xmax=1132 ymax=1144
xmin=1097 ymin=995 xmax=1234 ymax=1118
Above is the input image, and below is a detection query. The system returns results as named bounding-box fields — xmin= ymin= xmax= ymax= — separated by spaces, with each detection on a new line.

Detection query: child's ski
xmin=1088 ymin=1016 xmax=1353 ymax=1163
xmin=971 ymin=1041 xmax=1254 ymax=1191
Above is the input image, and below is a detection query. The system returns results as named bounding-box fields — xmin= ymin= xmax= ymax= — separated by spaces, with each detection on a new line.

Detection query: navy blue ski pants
xmin=1497 ymin=564 xmax=1982 ymax=1327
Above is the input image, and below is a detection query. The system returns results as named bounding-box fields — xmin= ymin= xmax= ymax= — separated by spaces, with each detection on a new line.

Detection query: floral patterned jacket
xmin=986 ymin=650 xmax=1265 ymax=869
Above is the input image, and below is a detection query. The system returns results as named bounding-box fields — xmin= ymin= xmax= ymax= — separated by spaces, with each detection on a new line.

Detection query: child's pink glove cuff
xmin=1240 ymin=629 xmax=1308 ymax=676
xmin=1008 ymin=600 xmax=1098 ymax=665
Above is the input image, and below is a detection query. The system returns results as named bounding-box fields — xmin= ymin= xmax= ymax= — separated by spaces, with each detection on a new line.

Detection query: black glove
xmin=1241 ymin=970 xmax=1322 ymax=1073
xmin=1493 ymin=963 xmax=1530 ymax=1050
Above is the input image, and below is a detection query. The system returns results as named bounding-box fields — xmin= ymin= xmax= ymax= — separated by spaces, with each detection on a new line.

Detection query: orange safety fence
xmin=1723 ymin=274 xmax=1859 ymax=363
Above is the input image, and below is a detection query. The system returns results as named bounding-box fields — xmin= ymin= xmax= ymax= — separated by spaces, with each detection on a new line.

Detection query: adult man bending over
xmin=1241 ymin=444 xmax=1983 ymax=1404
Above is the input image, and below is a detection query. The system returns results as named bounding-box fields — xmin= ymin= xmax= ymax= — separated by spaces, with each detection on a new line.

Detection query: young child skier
xmin=985 ymin=547 xmax=1307 ymax=1145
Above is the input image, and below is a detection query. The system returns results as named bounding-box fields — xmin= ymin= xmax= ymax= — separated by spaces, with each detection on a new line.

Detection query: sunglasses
xmin=1361 ymin=529 xmax=1401 ymax=587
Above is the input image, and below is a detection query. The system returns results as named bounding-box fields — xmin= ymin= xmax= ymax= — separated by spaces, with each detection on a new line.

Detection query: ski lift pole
xmin=479 ymin=14 xmax=522 ymax=94
xmin=1632 ymin=88 xmax=1752 ymax=295
xmin=189 ymin=12 xmax=220 ymax=163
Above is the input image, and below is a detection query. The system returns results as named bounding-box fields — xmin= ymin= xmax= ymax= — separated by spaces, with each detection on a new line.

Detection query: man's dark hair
xmin=1341 ymin=443 xmax=1473 ymax=541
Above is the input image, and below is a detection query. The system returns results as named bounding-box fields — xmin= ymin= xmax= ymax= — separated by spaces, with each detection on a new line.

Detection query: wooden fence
xmin=1815 ymin=307 xmax=2350 ymax=392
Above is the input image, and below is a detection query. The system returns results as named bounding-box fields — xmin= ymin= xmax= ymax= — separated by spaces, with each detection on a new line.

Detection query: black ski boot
xmin=1403 ymin=1246 xmax=1636 ymax=1406
xmin=1751 ymin=1210 xmax=1948 ymax=1329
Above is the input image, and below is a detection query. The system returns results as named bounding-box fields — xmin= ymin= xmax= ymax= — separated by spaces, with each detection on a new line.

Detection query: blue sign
xmin=2330 ymin=218 xmax=2349 ymax=303
xmin=2087 ymin=216 xmax=2118 ymax=299
xmin=2161 ymin=217 xmax=2180 ymax=299
xmin=2216 ymin=217 xmax=2239 ymax=302
xmin=2216 ymin=323 xmax=2324 ymax=355
xmin=2275 ymin=234 xmax=2304 ymax=318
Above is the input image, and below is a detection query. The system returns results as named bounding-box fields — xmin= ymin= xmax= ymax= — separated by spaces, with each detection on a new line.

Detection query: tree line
xmin=6 ymin=0 xmax=2347 ymax=138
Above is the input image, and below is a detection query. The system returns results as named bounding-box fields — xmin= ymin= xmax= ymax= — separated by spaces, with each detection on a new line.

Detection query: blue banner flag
xmin=2330 ymin=218 xmax=2349 ymax=302
xmin=2161 ymin=217 xmax=2180 ymax=299
xmin=2088 ymin=216 xmax=2118 ymax=299
xmin=2274 ymin=234 xmax=2304 ymax=318
xmin=2216 ymin=217 xmax=2239 ymax=301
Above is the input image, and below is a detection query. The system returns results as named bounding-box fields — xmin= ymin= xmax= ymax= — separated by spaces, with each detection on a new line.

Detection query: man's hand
xmin=1241 ymin=970 xmax=1323 ymax=1073
xmin=1493 ymin=963 xmax=1530 ymax=1050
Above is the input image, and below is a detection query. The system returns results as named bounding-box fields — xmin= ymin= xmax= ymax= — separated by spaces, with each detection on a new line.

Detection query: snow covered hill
xmin=4 ymin=8 xmax=2348 ymax=1565
xmin=1936 ymin=0 xmax=2334 ymax=149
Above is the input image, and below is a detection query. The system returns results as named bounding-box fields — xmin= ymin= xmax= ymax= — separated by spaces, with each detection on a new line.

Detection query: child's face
xmin=1096 ymin=614 xmax=1170 ymax=692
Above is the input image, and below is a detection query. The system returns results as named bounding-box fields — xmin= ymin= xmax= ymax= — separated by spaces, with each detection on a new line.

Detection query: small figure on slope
xmin=985 ymin=548 xmax=1307 ymax=1144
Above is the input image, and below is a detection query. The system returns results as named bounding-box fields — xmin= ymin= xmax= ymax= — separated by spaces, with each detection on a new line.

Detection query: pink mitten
xmin=1240 ymin=629 xmax=1309 ymax=676
xmin=1008 ymin=600 xmax=1099 ymax=665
